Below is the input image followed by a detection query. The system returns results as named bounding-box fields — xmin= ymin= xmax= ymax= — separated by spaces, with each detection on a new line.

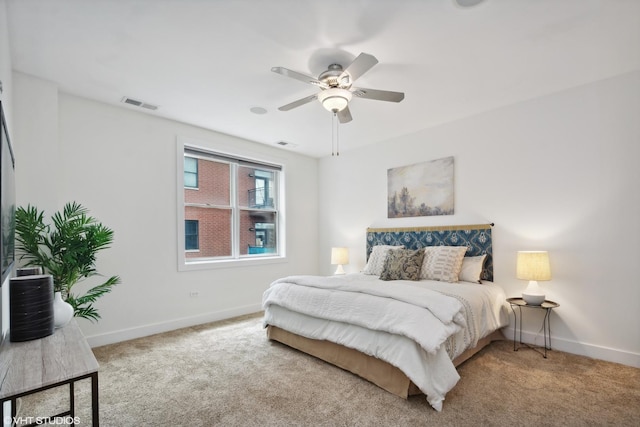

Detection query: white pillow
xmin=420 ymin=246 xmax=468 ymax=282
xmin=458 ymin=255 xmax=487 ymax=284
xmin=363 ymin=245 xmax=404 ymax=275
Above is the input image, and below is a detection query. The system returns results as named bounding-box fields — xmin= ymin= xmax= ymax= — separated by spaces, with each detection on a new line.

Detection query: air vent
xmin=121 ymin=97 xmax=159 ymax=111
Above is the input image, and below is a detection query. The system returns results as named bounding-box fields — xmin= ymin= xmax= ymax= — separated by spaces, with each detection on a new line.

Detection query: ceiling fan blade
xmin=337 ymin=106 xmax=353 ymax=124
xmin=278 ymin=94 xmax=318 ymax=111
xmin=352 ymin=87 xmax=405 ymax=103
xmin=271 ymin=67 xmax=328 ymax=88
xmin=339 ymin=53 xmax=378 ymax=84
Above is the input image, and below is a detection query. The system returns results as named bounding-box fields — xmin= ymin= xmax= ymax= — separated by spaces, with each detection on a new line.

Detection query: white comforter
xmin=262 ymin=274 xmax=509 ymax=411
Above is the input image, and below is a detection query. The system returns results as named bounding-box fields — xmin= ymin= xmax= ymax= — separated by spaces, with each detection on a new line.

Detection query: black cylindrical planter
xmin=16 ymin=266 xmax=44 ymax=276
xmin=10 ymin=274 xmax=55 ymax=342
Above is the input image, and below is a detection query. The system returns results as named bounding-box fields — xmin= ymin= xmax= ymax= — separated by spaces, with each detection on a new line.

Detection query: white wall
xmin=318 ymin=71 xmax=640 ymax=367
xmin=13 ymin=72 xmax=319 ymax=346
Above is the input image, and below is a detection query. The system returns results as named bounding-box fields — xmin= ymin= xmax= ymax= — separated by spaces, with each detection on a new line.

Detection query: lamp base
xmin=334 ymin=265 xmax=345 ymax=275
xmin=522 ymin=293 xmax=545 ymax=305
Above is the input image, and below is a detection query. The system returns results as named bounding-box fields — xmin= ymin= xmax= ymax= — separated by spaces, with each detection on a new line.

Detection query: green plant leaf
xmin=14 ymin=202 xmax=120 ymax=322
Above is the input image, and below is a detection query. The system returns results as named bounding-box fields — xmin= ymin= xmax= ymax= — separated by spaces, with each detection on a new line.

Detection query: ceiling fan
xmin=271 ymin=52 xmax=404 ymax=124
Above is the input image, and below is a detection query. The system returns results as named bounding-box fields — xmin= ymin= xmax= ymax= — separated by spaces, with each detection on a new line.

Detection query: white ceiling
xmin=6 ymin=0 xmax=640 ymax=158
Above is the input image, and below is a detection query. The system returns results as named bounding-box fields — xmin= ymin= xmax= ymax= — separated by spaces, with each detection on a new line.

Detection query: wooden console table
xmin=0 ymin=320 xmax=99 ymax=426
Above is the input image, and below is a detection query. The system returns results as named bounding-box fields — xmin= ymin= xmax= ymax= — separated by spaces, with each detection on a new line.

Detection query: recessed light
xmin=455 ymin=0 xmax=485 ymax=7
xmin=276 ymin=141 xmax=298 ymax=148
xmin=250 ymin=106 xmax=268 ymax=115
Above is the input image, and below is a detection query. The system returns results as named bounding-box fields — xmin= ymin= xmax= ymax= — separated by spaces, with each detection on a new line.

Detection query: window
xmin=251 ymin=171 xmax=273 ymax=208
xmin=185 ymin=220 xmax=199 ymax=250
xmin=179 ymin=143 xmax=283 ymax=266
xmin=184 ymin=156 xmax=198 ymax=188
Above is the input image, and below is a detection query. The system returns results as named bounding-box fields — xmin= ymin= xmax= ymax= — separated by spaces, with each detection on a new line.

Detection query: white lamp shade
xmin=516 ymin=251 xmax=551 ymax=281
xmin=517 ymin=251 xmax=551 ymax=305
xmin=331 ymin=247 xmax=349 ymax=275
xmin=331 ymin=247 xmax=349 ymax=265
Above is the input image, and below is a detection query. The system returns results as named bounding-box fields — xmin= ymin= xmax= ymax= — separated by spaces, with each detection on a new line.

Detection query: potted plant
xmin=15 ymin=202 xmax=121 ymax=321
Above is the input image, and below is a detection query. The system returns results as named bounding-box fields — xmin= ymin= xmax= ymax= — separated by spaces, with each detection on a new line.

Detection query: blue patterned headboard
xmin=366 ymin=224 xmax=494 ymax=282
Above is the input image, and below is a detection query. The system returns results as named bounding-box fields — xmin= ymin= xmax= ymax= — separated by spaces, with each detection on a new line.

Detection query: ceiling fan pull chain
xmin=331 ymin=112 xmax=336 ymax=156
xmin=336 ymin=115 xmax=340 ymax=156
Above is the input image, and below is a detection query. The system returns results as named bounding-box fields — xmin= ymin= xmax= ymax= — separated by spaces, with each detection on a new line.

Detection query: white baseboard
xmin=85 ymin=303 xmax=263 ymax=348
xmin=502 ymin=327 xmax=640 ymax=368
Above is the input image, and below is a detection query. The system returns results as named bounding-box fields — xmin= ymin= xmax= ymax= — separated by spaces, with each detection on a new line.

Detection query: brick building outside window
xmin=183 ymin=147 xmax=281 ymax=262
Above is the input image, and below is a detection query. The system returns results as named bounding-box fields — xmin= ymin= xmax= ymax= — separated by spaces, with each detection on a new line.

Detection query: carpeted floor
xmin=18 ymin=313 xmax=640 ymax=426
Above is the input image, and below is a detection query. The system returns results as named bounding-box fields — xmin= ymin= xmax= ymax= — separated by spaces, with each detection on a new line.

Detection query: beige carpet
xmin=19 ymin=313 xmax=640 ymax=426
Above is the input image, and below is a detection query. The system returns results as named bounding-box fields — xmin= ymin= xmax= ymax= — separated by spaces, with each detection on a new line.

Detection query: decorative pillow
xmin=379 ymin=249 xmax=425 ymax=281
xmin=420 ymin=246 xmax=468 ymax=282
xmin=363 ymin=245 xmax=404 ymax=275
xmin=458 ymin=255 xmax=487 ymax=284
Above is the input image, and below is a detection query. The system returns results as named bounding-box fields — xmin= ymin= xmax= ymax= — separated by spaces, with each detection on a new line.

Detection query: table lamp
xmin=331 ymin=247 xmax=349 ymax=275
xmin=516 ymin=251 xmax=551 ymax=305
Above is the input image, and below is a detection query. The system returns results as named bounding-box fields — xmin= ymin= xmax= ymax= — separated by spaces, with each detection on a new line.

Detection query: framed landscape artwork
xmin=387 ymin=156 xmax=454 ymax=218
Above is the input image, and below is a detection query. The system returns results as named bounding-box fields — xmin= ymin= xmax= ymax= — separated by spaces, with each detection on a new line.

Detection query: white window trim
xmin=176 ymin=137 xmax=287 ymax=271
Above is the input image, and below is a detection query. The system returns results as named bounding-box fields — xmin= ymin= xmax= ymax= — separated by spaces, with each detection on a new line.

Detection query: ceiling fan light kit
xmin=318 ymin=88 xmax=352 ymax=112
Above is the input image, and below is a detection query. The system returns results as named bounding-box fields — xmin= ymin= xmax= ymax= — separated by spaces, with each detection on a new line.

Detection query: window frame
xmin=177 ymin=137 xmax=287 ymax=271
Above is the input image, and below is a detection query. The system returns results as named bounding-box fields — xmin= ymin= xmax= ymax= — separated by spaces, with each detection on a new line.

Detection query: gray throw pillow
xmin=379 ymin=249 xmax=425 ymax=281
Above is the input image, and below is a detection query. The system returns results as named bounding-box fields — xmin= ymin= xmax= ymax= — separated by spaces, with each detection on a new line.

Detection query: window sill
xmin=179 ymin=255 xmax=287 ymax=272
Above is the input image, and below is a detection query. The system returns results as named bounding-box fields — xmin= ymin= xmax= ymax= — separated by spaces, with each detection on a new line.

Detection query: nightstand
xmin=507 ymin=297 xmax=559 ymax=358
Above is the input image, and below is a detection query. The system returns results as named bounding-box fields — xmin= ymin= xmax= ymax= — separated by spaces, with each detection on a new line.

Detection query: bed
xmin=262 ymin=224 xmax=509 ymax=411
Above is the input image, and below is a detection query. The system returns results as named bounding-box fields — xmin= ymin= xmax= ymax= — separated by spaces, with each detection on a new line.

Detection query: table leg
xmin=1 ymin=398 xmax=18 ymax=427
xmin=510 ymin=304 xmax=524 ymax=351
xmin=91 ymin=372 xmax=99 ymax=427
xmin=11 ymin=397 xmax=17 ymax=424
xmin=510 ymin=304 xmax=517 ymax=351
xmin=542 ymin=308 xmax=553 ymax=358
xmin=518 ymin=306 xmax=523 ymax=346
xmin=69 ymin=380 xmax=75 ymax=422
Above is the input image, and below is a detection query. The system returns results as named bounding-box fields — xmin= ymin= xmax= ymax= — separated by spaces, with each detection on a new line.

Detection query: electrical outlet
xmin=189 ymin=291 xmax=199 ymax=298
